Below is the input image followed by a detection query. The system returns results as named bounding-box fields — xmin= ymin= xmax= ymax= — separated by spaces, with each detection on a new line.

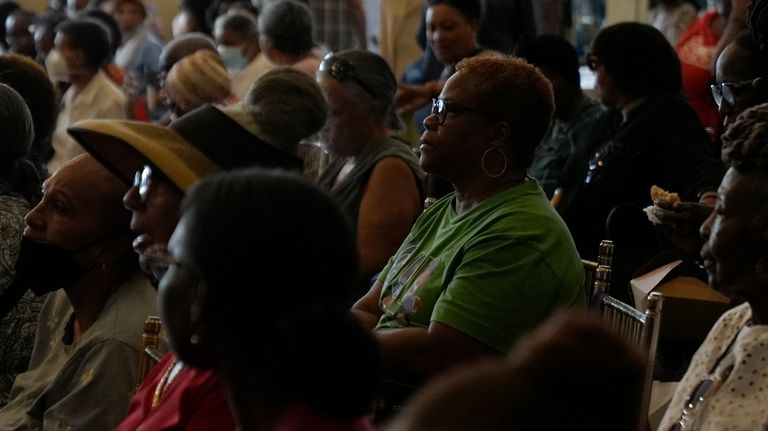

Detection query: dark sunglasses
xmin=133 ymin=164 xmax=169 ymax=203
xmin=133 ymin=164 xmax=154 ymax=203
xmin=586 ymin=52 xmax=600 ymax=72
xmin=319 ymin=53 xmax=377 ymax=98
xmin=430 ymin=98 xmax=489 ymax=125
xmin=710 ymin=78 xmax=761 ymax=108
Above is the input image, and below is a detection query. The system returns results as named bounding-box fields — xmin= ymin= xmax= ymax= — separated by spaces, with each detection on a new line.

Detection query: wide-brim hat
xmin=68 ymin=104 xmax=303 ymax=193
xmin=68 ymin=119 xmax=218 ymax=193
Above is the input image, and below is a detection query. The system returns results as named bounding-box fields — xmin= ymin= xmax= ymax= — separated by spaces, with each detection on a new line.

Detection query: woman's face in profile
xmin=593 ymin=59 xmax=621 ymax=108
xmin=419 ymin=71 xmax=489 ymax=180
xmin=715 ymin=43 xmax=765 ymax=130
xmin=317 ymin=74 xmax=371 ymax=157
xmin=123 ymin=168 xmax=183 ymax=252
xmin=700 ymin=168 xmax=767 ymax=297
xmin=159 ymin=214 xmax=205 ymax=365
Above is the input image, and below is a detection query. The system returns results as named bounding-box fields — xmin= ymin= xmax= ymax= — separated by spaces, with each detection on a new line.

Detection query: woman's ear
xmin=490 ymin=120 xmax=512 ymax=147
xmin=72 ymin=48 xmax=87 ymax=70
xmin=189 ymin=278 xmax=207 ymax=329
xmin=755 ymin=77 xmax=768 ymax=99
xmin=468 ymin=19 xmax=479 ymax=37
xmin=368 ymin=101 xmax=382 ymax=117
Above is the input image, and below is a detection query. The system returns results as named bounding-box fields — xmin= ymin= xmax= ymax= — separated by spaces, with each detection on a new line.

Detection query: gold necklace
xmin=151 ymin=359 xmax=180 ymax=409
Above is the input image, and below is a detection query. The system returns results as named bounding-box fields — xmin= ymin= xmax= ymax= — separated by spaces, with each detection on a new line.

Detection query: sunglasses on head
xmin=319 ymin=53 xmax=377 ymax=98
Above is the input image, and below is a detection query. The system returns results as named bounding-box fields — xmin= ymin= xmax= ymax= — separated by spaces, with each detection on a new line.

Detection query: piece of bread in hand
xmin=650 ymin=185 xmax=680 ymax=205
xmin=644 ymin=185 xmax=681 ymax=225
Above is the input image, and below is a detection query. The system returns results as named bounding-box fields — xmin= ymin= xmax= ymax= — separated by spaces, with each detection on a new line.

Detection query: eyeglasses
xmin=132 ymin=165 xmax=170 ymax=203
xmin=586 ymin=52 xmax=600 ymax=71
xmin=133 ymin=165 xmax=154 ymax=203
xmin=710 ymin=78 xmax=761 ymax=108
xmin=319 ymin=53 xmax=377 ymax=98
xmin=430 ymin=98 xmax=489 ymax=125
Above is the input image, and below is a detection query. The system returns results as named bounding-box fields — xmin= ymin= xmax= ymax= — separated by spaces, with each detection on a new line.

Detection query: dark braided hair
xmin=0 ymin=83 xmax=41 ymax=203
xmin=720 ymin=101 xmax=768 ymax=238
xmin=748 ymin=0 xmax=768 ymax=59
xmin=721 ymin=101 xmax=768 ymax=173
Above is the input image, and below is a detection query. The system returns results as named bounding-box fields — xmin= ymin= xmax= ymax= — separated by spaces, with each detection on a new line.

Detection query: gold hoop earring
xmin=481 ymin=146 xmax=507 ymax=178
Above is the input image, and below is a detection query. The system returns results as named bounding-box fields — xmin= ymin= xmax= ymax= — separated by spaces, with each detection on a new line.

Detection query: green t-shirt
xmin=376 ymin=180 xmax=585 ymax=352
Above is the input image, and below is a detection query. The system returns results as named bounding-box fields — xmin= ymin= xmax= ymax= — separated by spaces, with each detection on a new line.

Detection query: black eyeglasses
xmin=319 ymin=53 xmax=377 ymax=98
xmin=710 ymin=78 xmax=761 ymax=108
xmin=133 ymin=164 xmax=154 ymax=203
xmin=586 ymin=52 xmax=600 ymax=71
xmin=430 ymin=98 xmax=489 ymax=125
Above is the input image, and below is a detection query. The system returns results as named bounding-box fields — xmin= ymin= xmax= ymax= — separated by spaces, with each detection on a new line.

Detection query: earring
xmin=190 ymin=333 xmax=200 ymax=345
xmin=481 ymin=146 xmax=508 ymax=178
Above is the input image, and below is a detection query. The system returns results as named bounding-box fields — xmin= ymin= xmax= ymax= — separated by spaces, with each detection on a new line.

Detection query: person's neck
xmin=453 ymin=171 xmax=527 ymax=215
xmin=557 ymin=89 xmax=586 ymax=122
xmin=121 ymin=24 xmax=143 ymax=40
xmin=335 ymin=126 xmax=390 ymax=185
xmin=64 ymin=256 xmax=133 ymax=341
xmin=273 ymin=50 xmax=306 ymax=66
xmin=748 ymin=294 xmax=768 ymax=325
xmin=69 ymin=69 xmax=97 ymax=96
xmin=348 ymin=124 xmax=390 ymax=163
xmin=619 ymin=96 xmax=647 ymax=122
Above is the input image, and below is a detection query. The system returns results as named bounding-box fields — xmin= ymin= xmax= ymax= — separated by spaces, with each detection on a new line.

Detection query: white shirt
xmin=659 ymin=303 xmax=768 ymax=430
xmin=49 ymin=71 xmax=127 ymax=174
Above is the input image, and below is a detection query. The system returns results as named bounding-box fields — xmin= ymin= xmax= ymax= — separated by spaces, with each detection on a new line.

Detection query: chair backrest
xmin=582 ymin=239 xmax=614 ymax=298
xmin=137 ymin=315 xmax=163 ymax=389
xmin=599 ymin=292 xmax=664 ymax=431
xmin=582 ymin=258 xmax=598 ymax=297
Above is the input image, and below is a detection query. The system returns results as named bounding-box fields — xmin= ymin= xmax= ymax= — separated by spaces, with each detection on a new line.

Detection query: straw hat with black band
xmin=67 ymin=66 xmax=327 ymax=191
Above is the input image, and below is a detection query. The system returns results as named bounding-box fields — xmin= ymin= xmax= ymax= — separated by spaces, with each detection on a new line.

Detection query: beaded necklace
xmin=151 ymin=359 xmax=183 ymax=409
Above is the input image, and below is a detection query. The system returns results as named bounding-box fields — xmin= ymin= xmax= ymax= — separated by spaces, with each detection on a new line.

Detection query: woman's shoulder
xmin=366 ymin=138 xmax=421 ymax=167
xmin=626 ymin=94 xmax=702 ymax=129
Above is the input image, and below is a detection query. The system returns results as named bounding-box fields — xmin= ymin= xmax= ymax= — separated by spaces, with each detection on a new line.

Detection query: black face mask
xmin=15 ymin=236 xmax=94 ymax=296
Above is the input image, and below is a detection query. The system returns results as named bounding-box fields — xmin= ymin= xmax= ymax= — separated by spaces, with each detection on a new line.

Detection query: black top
xmin=561 ymin=93 xmax=725 ymax=259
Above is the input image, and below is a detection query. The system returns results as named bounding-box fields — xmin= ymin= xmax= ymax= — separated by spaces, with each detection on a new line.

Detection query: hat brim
xmin=68 ymin=120 xmax=220 ymax=193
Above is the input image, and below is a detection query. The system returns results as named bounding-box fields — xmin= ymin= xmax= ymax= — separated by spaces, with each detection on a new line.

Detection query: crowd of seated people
xmin=2 ymin=0 xmax=768 ymax=430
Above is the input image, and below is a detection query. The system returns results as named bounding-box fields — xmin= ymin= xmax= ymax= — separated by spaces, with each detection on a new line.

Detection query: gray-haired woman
xmin=317 ymin=49 xmax=424 ymax=299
